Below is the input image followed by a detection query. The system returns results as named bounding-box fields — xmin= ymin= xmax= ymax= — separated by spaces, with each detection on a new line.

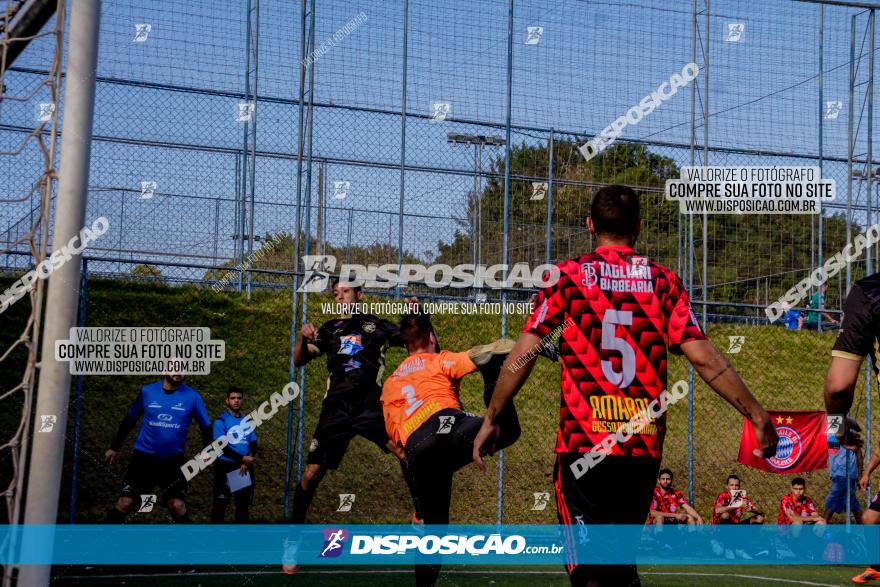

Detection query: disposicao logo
xmin=319 ymin=529 xmax=348 ymax=558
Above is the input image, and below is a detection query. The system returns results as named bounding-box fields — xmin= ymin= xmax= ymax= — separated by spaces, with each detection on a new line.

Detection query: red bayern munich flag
xmin=737 ymin=410 xmax=828 ymax=473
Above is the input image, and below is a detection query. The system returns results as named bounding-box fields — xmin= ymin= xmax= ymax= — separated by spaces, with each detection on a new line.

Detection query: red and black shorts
xmin=554 ymin=453 xmax=659 ymax=586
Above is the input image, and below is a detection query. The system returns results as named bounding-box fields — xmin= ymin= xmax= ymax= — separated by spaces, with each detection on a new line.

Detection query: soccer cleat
xmin=282 ymin=538 xmax=299 ymax=575
xmin=411 ymin=511 xmax=425 ymax=532
xmin=467 ymin=339 xmax=516 ymax=406
xmin=852 ymin=568 xmax=880 ymax=584
xmin=734 ymin=549 xmax=752 ymax=560
xmin=536 ymin=340 xmax=560 ymax=362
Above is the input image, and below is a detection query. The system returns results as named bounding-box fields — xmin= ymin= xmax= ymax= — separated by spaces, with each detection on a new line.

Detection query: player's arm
xmin=779 ymin=498 xmax=797 ymax=522
xmin=860 ymin=448 xmax=880 ymax=491
xmin=714 ymin=502 xmax=739 ymax=514
xmin=825 ymin=283 xmax=875 ymax=423
xmin=663 ymin=273 xmax=775 ymax=457
xmin=247 ymin=432 xmax=258 ymax=459
xmin=213 ymin=417 xmax=245 ymax=464
xmin=822 ymin=309 xmax=840 ymax=325
xmin=106 ymin=390 xmax=144 ymax=464
xmin=473 ymin=270 xmax=568 ymax=469
xmin=293 ymin=322 xmax=322 ymax=366
xmin=825 ymin=357 xmax=860 ymax=419
xmin=682 ymin=502 xmax=703 ymax=523
xmin=806 ymin=503 xmax=824 ymax=523
xmin=194 ymin=396 xmax=213 ymax=447
xmin=680 ymin=339 xmax=777 ymax=458
xmin=472 ymin=332 xmax=543 ymax=470
xmin=784 ymin=508 xmax=801 ymax=523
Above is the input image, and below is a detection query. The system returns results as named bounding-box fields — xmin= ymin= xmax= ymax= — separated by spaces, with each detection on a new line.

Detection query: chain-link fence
xmin=3 ymin=0 xmax=880 ymax=525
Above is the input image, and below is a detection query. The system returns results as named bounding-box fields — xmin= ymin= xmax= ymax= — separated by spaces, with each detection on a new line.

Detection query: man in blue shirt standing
xmin=104 ymin=370 xmax=212 ymax=523
xmin=211 ymin=387 xmax=258 ymax=523
xmin=825 ymin=431 xmax=863 ymax=524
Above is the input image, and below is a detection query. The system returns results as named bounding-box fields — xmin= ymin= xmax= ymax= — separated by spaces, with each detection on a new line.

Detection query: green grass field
xmin=1 ymin=276 xmax=877 ymax=526
xmin=48 ymin=564 xmax=869 ymax=586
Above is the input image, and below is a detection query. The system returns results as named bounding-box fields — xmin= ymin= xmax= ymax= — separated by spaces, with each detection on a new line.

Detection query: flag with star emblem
xmin=737 ymin=410 xmax=828 ymax=473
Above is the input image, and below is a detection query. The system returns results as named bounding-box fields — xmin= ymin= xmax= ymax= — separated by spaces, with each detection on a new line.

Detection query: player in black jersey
xmin=823 ymin=273 xmax=880 ymax=584
xmin=283 ymin=280 xmax=421 ymax=573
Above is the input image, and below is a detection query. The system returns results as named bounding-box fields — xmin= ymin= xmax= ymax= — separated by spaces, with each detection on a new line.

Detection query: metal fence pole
xmin=237 ymin=0 xmax=252 ymax=295
xmin=69 ymin=259 xmax=88 ymax=524
xmin=818 ymin=5 xmax=825 ymax=335
xmin=497 ymin=0 xmax=513 ymax=525
xmin=346 ymin=207 xmax=353 ymax=264
xmin=867 ymin=8 xmax=876 ymax=507
xmin=395 ymin=0 xmax=409 ymax=299
xmin=212 ymin=199 xmax=221 ymax=285
xmin=246 ymin=0 xmax=261 ymax=299
xmin=284 ymin=0 xmax=314 ymax=517
xmin=545 ymin=129 xmax=554 ymax=265
xmin=869 ymin=10 xmax=875 ymax=276
xmin=296 ymin=0 xmax=317 ymax=491
xmin=848 ymin=15 xmax=856 ymax=294
xmin=16 ymin=1 xmax=100 ymax=584
xmin=686 ymin=0 xmax=698 ymax=508
xmin=701 ymin=0 xmax=709 ymax=327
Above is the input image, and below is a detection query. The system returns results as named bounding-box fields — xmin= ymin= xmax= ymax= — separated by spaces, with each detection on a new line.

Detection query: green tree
xmin=437 ymin=139 xmax=854 ymax=307
xmin=131 ymin=264 xmax=162 ymax=278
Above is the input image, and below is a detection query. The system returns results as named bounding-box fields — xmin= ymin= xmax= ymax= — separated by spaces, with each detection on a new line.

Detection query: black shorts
xmin=212 ymin=459 xmax=255 ymax=505
xmin=120 ymin=450 xmax=188 ymax=506
xmin=870 ymin=491 xmax=880 ymax=514
xmin=405 ymin=408 xmax=484 ymax=472
xmin=554 ymin=453 xmax=660 ymax=586
xmin=307 ymin=395 xmax=390 ymax=469
xmin=405 ymin=406 xmax=521 ymax=470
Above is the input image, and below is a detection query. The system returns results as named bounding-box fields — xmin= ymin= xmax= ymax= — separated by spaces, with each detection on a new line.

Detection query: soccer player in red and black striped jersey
xmin=473 ymin=184 xmax=778 ymax=587
xmin=823 ymin=272 xmax=880 ymax=583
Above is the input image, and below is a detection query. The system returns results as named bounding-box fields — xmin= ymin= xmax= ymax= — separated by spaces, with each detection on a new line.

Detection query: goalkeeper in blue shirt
xmin=211 ymin=386 xmax=258 ymax=523
xmin=103 ymin=371 xmax=212 ymax=523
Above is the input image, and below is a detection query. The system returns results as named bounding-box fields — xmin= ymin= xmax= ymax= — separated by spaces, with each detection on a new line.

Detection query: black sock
xmin=290 ymin=483 xmax=315 ymax=524
xmin=415 ymin=563 xmax=441 ymax=587
xmin=172 ymin=512 xmax=193 ymax=524
xmin=400 ymin=460 xmax=423 ymax=520
xmin=234 ymin=505 xmax=249 ymax=523
xmin=480 ymin=354 xmax=507 ymax=407
xmin=104 ymin=508 xmax=127 ymax=524
xmin=494 ymin=400 xmax=521 ymax=450
xmin=210 ymin=505 xmax=226 ymax=524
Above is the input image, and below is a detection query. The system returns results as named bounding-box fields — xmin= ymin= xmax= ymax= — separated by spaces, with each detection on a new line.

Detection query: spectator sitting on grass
xmin=648 ymin=468 xmax=703 ymax=525
xmin=712 ymin=474 xmax=765 ymax=524
xmin=778 ymin=477 xmax=826 ymax=525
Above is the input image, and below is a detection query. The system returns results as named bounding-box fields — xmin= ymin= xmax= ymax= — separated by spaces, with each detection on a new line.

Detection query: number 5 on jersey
xmin=600 ymin=310 xmax=636 ymax=388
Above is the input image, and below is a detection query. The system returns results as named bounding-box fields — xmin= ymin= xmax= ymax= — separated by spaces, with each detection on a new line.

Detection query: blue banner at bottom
xmin=1 ymin=524 xmax=877 ymax=565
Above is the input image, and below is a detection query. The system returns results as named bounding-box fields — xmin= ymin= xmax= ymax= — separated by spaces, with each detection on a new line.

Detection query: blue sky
xmin=2 ymin=0 xmax=878 ymax=275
